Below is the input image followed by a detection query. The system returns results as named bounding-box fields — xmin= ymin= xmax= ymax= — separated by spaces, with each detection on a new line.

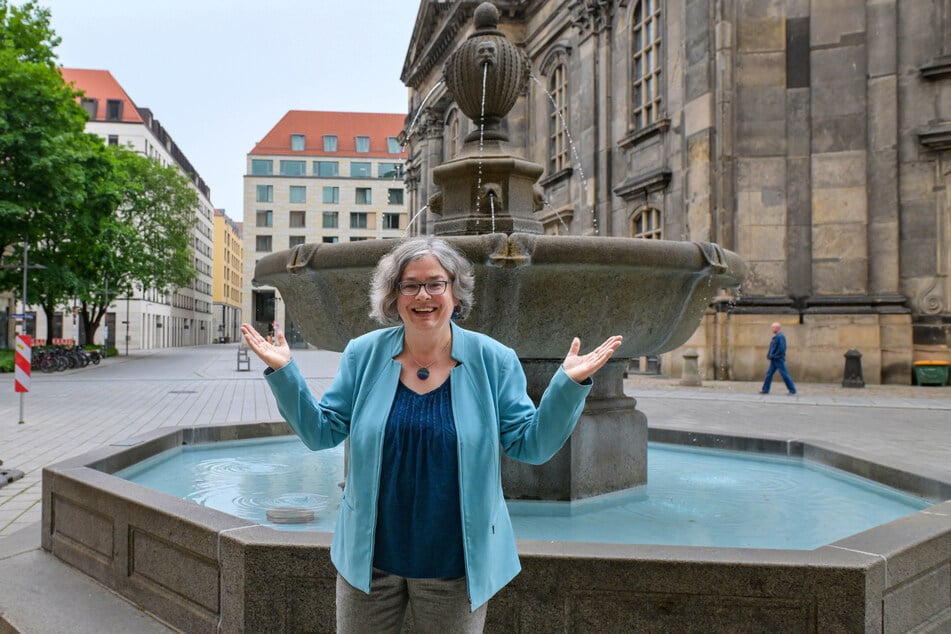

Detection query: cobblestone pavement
xmin=1 ymin=345 xmax=949 ymax=540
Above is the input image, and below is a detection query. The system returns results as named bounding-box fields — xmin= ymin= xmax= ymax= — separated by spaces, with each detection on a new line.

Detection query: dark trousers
xmin=762 ymin=359 xmax=796 ymax=393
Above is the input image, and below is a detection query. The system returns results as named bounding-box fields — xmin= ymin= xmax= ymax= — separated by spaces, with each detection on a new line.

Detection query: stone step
xmin=0 ymin=523 xmax=177 ymax=633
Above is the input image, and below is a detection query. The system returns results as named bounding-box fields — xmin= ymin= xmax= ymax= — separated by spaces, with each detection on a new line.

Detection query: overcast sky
xmin=39 ymin=0 xmax=421 ymax=220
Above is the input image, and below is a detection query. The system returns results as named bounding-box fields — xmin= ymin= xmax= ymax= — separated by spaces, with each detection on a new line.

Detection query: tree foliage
xmin=72 ymin=147 xmax=198 ymax=343
xmin=1 ymin=1 xmax=201 ymax=344
xmin=0 ymin=0 xmax=89 ymax=256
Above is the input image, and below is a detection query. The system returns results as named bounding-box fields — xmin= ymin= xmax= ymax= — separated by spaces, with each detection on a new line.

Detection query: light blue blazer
xmin=265 ymin=322 xmax=593 ymax=609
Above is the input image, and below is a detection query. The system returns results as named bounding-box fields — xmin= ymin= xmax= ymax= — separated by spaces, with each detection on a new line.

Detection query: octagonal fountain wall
xmin=42 ymin=422 xmax=951 ymax=632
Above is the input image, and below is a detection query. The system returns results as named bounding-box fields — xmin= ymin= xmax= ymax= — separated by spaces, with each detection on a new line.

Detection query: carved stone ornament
xmin=441 ymin=2 xmax=531 ymax=143
xmin=570 ymin=0 xmax=617 ymax=36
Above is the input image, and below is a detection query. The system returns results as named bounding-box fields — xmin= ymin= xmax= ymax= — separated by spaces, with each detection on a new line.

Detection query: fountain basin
xmin=42 ymin=422 xmax=951 ymax=633
xmin=252 ymin=233 xmax=744 ymax=360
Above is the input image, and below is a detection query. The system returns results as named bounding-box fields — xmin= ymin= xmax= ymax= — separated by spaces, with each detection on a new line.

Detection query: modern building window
xmin=355 ymin=136 xmax=371 ymax=153
xmin=315 ymin=161 xmax=339 ymax=177
xmin=289 ymin=235 xmax=306 ymax=248
xmin=350 ymin=212 xmax=368 ymax=229
xmin=289 ymin=211 xmax=306 ymax=228
xmin=387 ymin=137 xmax=402 ymax=153
xmin=632 ymin=0 xmax=662 ymax=129
xmin=81 ymin=98 xmax=97 ymax=119
xmin=256 ymin=185 xmax=273 ymax=202
xmin=382 ymin=213 xmax=401 ymax=230
xmin=322 ymin=236 xmax=339 ymax=243
xmin=107 ymin=135 xmax=119 ymax=146
xmin=355 ymin=188 xmax=372 ymax=204
xmin=322 ymin=211 xmax=339 ymax=228
xmin=323 ymin=135 xmax=338 ymax=152
xmin=106 ymin=99 xmax=123 ymax=121
xmin=291 ymin=134 xmax=306 ymax=151
xmin=378 ymin=163 xmax=404 ymax=179
xmin=350 ymin=237 xmax=369 ymax=242
xmin=280 ymin=160 xmax=306 ymax=176
xmin=251 ymin=159 xmax=273 ymax=175
xmin=387 ymin=188 xmax=404 ymax=205
xmin=350 ymin=162 xmax=372 ymax=178
xmin=255 ymin=235 xmax=273 ymax=252
xmin=256 ymin=210 xmax=273 ymax=228
xmin=548 ymin=63 xmax=569 ymax=174
xmin=289 ymin=186 xmax=307 ymax=203
xmin=632 ymin=207 xmax=662 ymax=239
xmin=322 ymin=186 xmax=339 ymax=204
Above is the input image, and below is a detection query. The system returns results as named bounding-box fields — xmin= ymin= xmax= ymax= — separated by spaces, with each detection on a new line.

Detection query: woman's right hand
xmin=240 ymin=323 xmax=292 ymax=371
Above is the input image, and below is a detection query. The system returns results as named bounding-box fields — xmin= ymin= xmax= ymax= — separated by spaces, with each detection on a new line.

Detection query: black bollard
xmin=842 ymin=349 xmax=865 ymax=388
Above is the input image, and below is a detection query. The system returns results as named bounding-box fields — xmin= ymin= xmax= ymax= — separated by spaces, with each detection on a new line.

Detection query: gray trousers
xmin=336 ymin=569 xmax=487 ymax=633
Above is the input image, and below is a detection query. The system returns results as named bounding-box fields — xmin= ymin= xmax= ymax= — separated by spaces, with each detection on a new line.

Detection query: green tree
xmin=0 ymin=0 xmax=90 ymax=260
xmin=28 ymin=134 xmax=120 ymax=342
xmin=72 ymin=146 xmax=199 ymax=344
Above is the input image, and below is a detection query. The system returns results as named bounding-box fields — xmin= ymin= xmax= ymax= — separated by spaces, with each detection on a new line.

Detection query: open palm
xmin=561 ymin=335 xmax=624 ymax=383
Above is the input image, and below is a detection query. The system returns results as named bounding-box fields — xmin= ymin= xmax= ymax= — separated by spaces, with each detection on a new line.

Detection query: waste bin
xmin=913 ymin=360 xmax=949 ymax=386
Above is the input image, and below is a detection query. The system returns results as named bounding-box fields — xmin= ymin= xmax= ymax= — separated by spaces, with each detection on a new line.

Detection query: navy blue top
xmin=767 ymin=332 xmax=787 ymax=361
xmin=373 ymin=378 xmax=465 ymax=579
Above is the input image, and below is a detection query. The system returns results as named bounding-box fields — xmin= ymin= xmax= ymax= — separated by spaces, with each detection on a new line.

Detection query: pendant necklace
xmin=407 ymin=337 xmax=451 ymax=381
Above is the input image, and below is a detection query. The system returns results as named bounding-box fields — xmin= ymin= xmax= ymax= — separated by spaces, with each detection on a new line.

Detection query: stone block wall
xmin=664 ymin=311 xmax=914 ymax=384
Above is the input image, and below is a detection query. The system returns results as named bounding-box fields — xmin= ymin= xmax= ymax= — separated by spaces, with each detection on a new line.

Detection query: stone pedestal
xmin=680 ymin=348 xmax=702 ymax=386
xmin=501 ymin=360 xmax=647 ymax=500
xmin=431 ymin=146 xmax=544 ymax=236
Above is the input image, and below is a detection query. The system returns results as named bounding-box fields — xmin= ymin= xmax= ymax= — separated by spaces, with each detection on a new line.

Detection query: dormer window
xmin=355 ymin=136 xmax=371 ymax=153
xmin=81 ymin=98 xmax=98 ymax=119
xmin=106 ymin=99 xmax=122 ymax=121
xmin=291 ymin=134 xmax=305 ymax=151
xmin=323 ymin=135 xmax=338 ymax=152
xmin=387 ymin=137 xmax=402 ymax=154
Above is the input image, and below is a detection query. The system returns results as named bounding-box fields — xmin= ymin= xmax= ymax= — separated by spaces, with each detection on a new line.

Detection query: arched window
xmin=631 ymin=0 xmax=662 ymax=129
xmin=446 ymin=110 xmax=460 ymax=160
xmin=548 ymin=63 xmax=569 ymax=174
xmin=632 ymin=207 xmax=662 ymax=239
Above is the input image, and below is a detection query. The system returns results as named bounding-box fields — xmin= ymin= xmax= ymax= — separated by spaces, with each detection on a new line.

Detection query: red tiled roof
xmin=59 ymin=68 xmax=143 ymax=123
xmin=250 ymin=110 xmax=407 ymax=158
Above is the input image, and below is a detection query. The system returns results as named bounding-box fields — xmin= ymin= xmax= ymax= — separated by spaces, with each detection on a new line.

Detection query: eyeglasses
xmin=397 ymin=280 xmax=451 ymax=296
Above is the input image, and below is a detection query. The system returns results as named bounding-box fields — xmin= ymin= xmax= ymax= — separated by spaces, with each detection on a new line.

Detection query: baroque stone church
xmin=399 ymin=0 xmax=951 ymax=384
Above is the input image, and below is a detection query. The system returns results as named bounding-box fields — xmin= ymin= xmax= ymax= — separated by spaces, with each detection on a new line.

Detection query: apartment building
xmin=53 ymin=68 xmax=216 ymax=350
xmin=243 ymin=111 xmax=407 ymax=345
xmin=213 ymin=209 xmax=243 ymax=344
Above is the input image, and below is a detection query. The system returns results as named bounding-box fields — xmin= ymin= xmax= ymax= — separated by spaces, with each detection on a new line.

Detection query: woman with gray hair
xmin=241 ymin=236 xmax=621 ymax=633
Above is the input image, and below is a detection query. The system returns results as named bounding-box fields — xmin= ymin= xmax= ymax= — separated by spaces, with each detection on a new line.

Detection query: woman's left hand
xmin=562 ymin=335 xmax=624 ymax=383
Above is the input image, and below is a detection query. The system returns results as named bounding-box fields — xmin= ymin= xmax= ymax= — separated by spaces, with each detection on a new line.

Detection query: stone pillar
xmin=680 ymin=348 xmax=702 ymax=386
xmin=501 ymin=360 xmax=647 ymax=500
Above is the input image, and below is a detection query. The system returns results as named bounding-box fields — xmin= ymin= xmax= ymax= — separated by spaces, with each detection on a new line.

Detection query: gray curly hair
xmin=369 ymin=237 xmax=475 ymax=326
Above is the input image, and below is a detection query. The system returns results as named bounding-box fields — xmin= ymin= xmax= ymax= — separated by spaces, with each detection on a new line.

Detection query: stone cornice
xmin=614 ymin=168 xmax=672 ymax=200
xmin=919 ymin=124 xmax=951 ymax=152
xmin=920 ymin=55 xmax=951 ymax=81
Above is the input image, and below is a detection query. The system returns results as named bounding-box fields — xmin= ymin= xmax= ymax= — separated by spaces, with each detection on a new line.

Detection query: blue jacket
xmin=767 ymin=332 xmax=787 ymax=361
xmin=264 ymin=322 xmax=593 ymax=609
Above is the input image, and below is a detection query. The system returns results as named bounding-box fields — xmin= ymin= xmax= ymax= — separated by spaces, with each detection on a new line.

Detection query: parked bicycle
xmin=30 ymin=345 xmax=102 ymax=373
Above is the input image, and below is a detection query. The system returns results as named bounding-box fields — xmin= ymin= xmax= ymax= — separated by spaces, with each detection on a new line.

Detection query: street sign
xmin=11 ymin=313 xmax=34 ymax=319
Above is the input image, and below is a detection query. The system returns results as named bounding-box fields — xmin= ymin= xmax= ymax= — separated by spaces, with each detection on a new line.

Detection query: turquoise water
xmin=116 ymin=436 xmax=931 ymax=549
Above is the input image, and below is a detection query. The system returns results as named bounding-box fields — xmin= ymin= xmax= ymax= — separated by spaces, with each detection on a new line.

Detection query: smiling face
xmin=396 ymin=254 xmax=457 ymax=334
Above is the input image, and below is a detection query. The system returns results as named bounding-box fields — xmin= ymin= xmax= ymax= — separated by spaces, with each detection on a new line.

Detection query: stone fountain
xmin=39 ymin=4 xmax=951 ymax=632
xmin=252 ymin=2 xmax=745 ymax=501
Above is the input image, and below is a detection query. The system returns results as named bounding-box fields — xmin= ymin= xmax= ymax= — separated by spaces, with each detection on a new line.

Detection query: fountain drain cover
xmin=266 ymin=507 xmax=316 ymax=524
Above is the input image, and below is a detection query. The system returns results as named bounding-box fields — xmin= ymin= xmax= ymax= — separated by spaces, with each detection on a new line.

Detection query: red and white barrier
xmin=15 ymin=334 xmax=31 ymax=393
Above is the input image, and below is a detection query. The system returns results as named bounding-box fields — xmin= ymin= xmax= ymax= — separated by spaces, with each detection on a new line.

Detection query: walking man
xmin=760 ymin=322 xmax=797 ymax=395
